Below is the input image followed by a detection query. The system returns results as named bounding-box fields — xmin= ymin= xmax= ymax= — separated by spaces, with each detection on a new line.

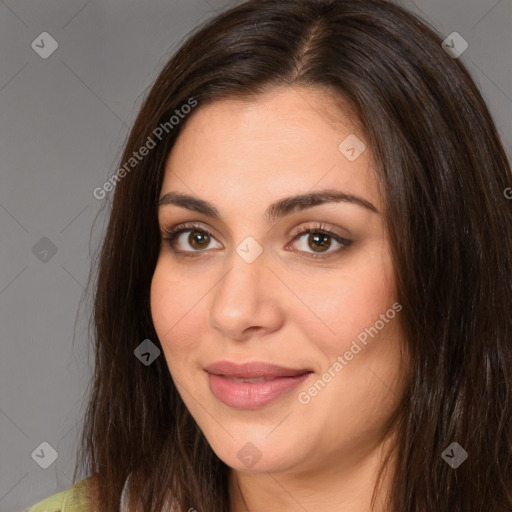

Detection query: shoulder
xmin=24 ymin=476 xmax=97 ymax=512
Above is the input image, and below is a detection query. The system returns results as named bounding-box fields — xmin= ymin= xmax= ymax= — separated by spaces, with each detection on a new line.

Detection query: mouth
xmin=204 ymin=360 xmax=312 ymax=378
xmin=221 ymin=375 xmax=302 ymax=382
xmin=204 ymin=360 xmax=313 ymax=409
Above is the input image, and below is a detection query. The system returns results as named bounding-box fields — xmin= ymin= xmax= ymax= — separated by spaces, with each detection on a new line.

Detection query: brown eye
xmin=162 ymin=222 xmax=351 ymax=260
xmin=306 ymin=233 xmax=332 ymax=253
xmin=289 ymin=225 xmax=352 ymax=259
xmin=187 ymin=230 xmax=211 ymax=250
xmin=162 ymin=224 xmax=222 ymax=254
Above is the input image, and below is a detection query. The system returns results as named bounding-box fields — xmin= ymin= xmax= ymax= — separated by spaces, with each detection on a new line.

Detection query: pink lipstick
xmin=204 ymin=361 xmax=312 ymax=409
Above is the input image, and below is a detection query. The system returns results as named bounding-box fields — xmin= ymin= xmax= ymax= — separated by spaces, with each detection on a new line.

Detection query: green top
xmin=24 ymin=477 xmax=94 ymax=512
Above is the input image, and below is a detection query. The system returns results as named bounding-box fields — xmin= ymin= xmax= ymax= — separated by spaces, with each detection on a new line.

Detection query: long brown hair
xmin=74 ymin=1 xmax=512 ymax=510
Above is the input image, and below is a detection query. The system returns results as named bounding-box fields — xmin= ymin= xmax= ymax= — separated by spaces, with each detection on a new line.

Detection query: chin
xmin=206 ymin=432 xmax=306 ymax=474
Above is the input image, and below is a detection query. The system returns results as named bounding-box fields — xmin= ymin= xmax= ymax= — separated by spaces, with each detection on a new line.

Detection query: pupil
xmin=309 ymin=233 xmax=330 ymax=252
xmin=190 ymin=231 xmax=209 ymax=248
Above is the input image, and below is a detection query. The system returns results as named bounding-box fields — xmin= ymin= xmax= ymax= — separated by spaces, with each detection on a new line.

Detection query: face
xmin=150 ymin=86 xmax=408 ymax=477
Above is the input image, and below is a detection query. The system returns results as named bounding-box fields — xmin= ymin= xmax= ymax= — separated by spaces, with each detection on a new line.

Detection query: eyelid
xmin=160 ymin=221 xmax=352 ymax=258
xmin=160 ymin=221 xmax=216 ymax=239
xmin=160 ymin=221 xmax=221 ymax=253
xmin=288 ymin=221 xmax=349 ymax=242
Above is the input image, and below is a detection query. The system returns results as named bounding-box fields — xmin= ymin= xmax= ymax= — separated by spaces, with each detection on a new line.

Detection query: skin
xmin=150 ymin=86 xmax=409 ymax=512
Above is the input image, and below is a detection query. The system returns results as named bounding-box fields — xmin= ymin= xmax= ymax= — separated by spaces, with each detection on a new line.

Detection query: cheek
xmin=150 ymin=263 xmax=174 ymax=337
xmin=150 ymin=241 xmax=397 ymax=365
xmin=293 ymin=247 xmax=397 ymax=354
xmin=150 ymin=262 xmax=203 ymax=364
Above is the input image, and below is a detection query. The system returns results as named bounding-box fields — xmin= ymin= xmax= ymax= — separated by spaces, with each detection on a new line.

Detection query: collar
xmin=120 ymin=473 xmax=177 ymax=511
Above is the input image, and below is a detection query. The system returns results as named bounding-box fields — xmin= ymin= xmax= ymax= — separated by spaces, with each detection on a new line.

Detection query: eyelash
xmin=161 ymin=222 xmax=352 ymax=260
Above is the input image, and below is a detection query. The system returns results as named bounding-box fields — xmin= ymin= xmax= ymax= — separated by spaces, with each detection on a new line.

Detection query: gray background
xmin=0 ymin=1 xmax=510 ymax=511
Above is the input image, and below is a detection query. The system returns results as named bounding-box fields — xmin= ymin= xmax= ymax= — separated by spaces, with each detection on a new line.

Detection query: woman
xmin=26 ymin=0 xmax=512 ymax=511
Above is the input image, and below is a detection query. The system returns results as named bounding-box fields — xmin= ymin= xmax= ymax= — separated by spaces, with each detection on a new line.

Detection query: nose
xmin=207 ymin=247 xmax=284 ymax=340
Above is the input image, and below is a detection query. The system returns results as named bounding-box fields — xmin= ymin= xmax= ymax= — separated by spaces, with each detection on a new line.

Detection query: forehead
xmin=161 ymin=86 xmax=381 ymax=213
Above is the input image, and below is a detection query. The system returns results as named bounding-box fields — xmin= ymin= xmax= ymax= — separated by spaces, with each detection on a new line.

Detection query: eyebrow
xmin=157 ymin=189 xmax=379 ymax=222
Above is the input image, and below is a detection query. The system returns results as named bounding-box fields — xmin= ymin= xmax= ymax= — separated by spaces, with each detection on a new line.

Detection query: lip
xmin=204 ymin=361 xmax=313 ymax=409
xmin=204 ymin=360 xmax=312 ymax=378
